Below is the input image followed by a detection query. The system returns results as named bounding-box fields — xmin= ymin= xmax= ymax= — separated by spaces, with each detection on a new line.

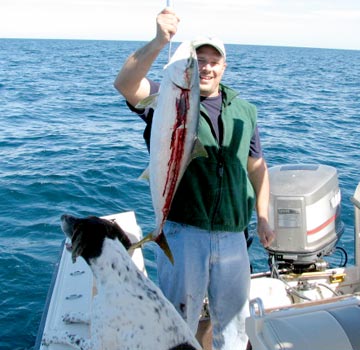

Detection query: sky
xmin=1 ymin=0 xmax=359 ymax=50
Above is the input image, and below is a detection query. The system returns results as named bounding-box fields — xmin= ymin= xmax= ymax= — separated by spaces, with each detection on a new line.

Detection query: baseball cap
xmin=192 ymin=36 xmax=226 ymax=59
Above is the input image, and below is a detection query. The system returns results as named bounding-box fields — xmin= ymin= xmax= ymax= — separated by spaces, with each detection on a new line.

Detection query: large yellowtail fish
xmin=134 ymin=41 xmax=207 ymax=263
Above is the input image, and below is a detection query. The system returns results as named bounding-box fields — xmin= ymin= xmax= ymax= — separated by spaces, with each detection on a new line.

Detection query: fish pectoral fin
xmin=155 ymin=232 xmax=174 ymax=265
xmin=138 ymin=166 xmax=150 ymax=181
xmin=191 ymin=138 xmax=208 ymax=160
xmin=135 ymin=93 xmax=159 ymax=110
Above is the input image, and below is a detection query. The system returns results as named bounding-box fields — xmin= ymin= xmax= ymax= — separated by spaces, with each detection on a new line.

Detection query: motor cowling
xmin=267 ymin=164 xmax=344 ymax=271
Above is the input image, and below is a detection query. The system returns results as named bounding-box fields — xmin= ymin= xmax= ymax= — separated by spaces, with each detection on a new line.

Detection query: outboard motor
xmin=267 ymin=164 xmax=344 ymax=273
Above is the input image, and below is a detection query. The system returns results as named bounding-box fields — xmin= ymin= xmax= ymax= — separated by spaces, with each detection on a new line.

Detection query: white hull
xmin=36 ymin=181 xmax=360 ymax=350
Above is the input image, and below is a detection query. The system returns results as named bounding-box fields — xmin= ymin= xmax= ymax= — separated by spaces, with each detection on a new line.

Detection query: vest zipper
xmin=211 ymin=146 xmax=224 ymax=228
xmin=200 ymin=104 xmax=226 ymax=229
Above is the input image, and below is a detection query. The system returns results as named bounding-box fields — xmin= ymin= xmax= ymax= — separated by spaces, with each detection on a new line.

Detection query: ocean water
xmin=0 ymin=39 xmax=359 ymax=349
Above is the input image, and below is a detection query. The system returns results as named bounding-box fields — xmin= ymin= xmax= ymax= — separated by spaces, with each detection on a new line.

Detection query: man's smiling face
xmin=196 ymin=45 xmax=227 ymax=98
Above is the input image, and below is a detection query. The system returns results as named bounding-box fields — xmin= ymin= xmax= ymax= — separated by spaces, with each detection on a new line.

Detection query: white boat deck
xmin=35 ymin=211 xmax=145 ymax=350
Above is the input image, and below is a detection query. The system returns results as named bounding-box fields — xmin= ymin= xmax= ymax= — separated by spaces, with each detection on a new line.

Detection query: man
xmin=114 ymin=7 xmax=275 ymax=350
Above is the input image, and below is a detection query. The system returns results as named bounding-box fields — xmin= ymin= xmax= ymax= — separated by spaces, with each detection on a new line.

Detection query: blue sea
xmin=0 ymin=39 xmax=359 ymax=349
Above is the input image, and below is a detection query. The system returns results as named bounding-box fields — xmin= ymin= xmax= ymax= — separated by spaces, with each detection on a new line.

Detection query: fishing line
xmin=166 ymin=0 xmax=173 ymax=62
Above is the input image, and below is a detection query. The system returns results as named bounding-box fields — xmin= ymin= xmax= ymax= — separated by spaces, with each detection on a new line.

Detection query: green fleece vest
xmin=168 ymin=84 xmax=257 ymax=232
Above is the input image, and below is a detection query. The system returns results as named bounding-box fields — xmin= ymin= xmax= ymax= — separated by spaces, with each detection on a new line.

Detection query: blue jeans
xmin=156 ymin=221 xmax=250 ymax=350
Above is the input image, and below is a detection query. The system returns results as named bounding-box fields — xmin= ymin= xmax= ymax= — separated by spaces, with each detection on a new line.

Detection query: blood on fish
xmin=162 ymin=89 xmax=190 ymax=220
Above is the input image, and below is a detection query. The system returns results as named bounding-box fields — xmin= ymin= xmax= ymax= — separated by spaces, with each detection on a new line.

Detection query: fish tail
xmin=155 ymin=231 xmax=174 ymax=264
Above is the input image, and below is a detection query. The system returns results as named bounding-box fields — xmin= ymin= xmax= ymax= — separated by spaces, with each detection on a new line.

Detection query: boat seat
xmin=328 ymin=304 xmax=360 ymax=349
xmin=246 ymin=295 xmax=360 ymax=350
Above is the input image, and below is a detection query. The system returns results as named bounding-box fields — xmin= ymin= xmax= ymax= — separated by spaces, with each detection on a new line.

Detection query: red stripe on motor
xmin=307 ymin=215 xmax=336 ymax=235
